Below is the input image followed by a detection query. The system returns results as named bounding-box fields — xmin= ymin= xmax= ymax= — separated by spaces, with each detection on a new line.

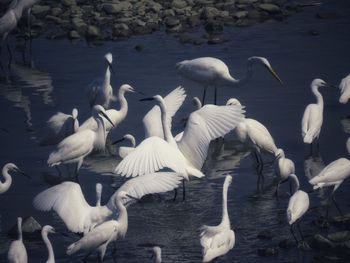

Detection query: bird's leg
xmin=296 ymin=220 xmax=304 ymax=240
xmin=331 ymin=193 xmax=343 ymax=216
xmin=214 ymin=86 xmax=217 ymax=105
xmin=202 ymin=86 xmax=207 ymax=105
xmin=182 ymin=179 xmax=186 ymax=201
xmin=55 ymin=166 xmax=62 ymax=177
xmin=173 ymin=189 xmax=177 ymax=201
xmin=316 ymin=138 xmax=320 ymax=153
xmin=27 ymin=8 xmax=32 ymax=40
xmin=290 ymin=223 xmax=298 ymax=244
xmin=309 ymin=142 xmax=313 ymax=156
xmin=6 ymin=38 xmax=12 ymax=70
xmin=275 ymin=181 xmax=281 ymax=199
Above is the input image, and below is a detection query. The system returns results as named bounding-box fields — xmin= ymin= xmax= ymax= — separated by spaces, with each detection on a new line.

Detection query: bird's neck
xmin=312 ymin=85 xmax=323 ymax=108
xmin=116 ymin=199 xmax=128 ymax=238
xmin=96 ymin=193 xmax=101 ymax=207
xmin=102 ymin=66 xmax=111 ymax=92
xmin=0 ymin=168 xmax=12 ymax=191
xmin=289 ymin=174 xmax=300 ymax=194
xmin=17 ymin=219 xmax=22 ymax=241
xmin=117 ymin=89 xmax=128 ymax=120
xmin=159 ymin=101 xmax=176 ymax=147
xmin=43 ymin=232 xmax=55 ymax=263
xmin=221 ymin=182 xmax=230 ymax=225
xmin=156 ymin=252 xmax=162 ymax=263
xmin=224 ymin=59 xmax=254 ymax=87
xmin=129 ymin=136 xmax=136 ymax=147
xmin=94 ymin=117 xmax=107 ymax=151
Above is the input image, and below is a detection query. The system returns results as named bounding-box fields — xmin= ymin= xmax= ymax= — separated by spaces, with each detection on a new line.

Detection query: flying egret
xmin=79 ymin=84 xmax=135 ymax=133
xmin=41 ymin=225 xmax=56 ymax=263
xmin=112 ymin=134 xmax=136 ymax=159
xmin=33 ymin=172 xmax=182 ymax=234
xmin=200 ymin=175 xmax=235 ymax=262
xmin=0 ymin=163 xmax=29 ymax=194
xmin=339 ymin=74 xmax=350 ymax=104
xmin=143 ymin=86 xmax=186 ymax=139
xmin=287 ymin=174 xmax=309 ymax=245
xmin=274 ymin=148 xmax=295 ymax=197
xmin=47 ymin=105 xmax=114 ymax=177
xmin=96 ymin=183 xmax=103 ymax=207
xmin=151 ymin=246 xmax=162 ymax=263
xmin=176 ymin=56 xmax=282 ymax=105
xmin=39 ymin=108 xmax=79 ymax=146
xmin=226 ymin=98 xmax=278 ymax=169
xmin=7 ymin=217 xmax=28 ymax=263
xmin=301 ymin=79 xmax=333 ymax=152
xmin=87 ymin=53 xmax=115 ymax=109
xmin=309 ymin=137 xmax=350 ymax=216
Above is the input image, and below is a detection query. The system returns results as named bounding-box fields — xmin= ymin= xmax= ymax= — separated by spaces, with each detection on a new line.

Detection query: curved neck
xmin=193 ymin=97 xmax=202 ymax=109
xmin=42 ymin=231 xmax=55 ymax=263
xmin=103 ymin=65 xmax=111 ymax=91
xmin=94 ymin=116 xmax=107 ymax=151
xmin=289 ymin=174 xmax=300 ymax=193
xmin=221 ymin=181 xmax=230 ymax=224
xmin=159 ymin=101 xmax=176 ymax=147
xmin=129 ymin=136 xmax=136 ymax=147
xmin=312 ymin=85 xmax=323 ymax=108
xmin=118 ymin=89 xmax=128 ymax=119
xmin=116 ymin=198 xmax=128 ymax=237
xmin=1 ymin=167 xmax=11 ymax=185
xmin=155 ymin=251 xmax=162 ymax=263
xmin=224 ymin=58 xmax=254 ymax=86
xmin=17 ymin=219 xmax=22 ymax=241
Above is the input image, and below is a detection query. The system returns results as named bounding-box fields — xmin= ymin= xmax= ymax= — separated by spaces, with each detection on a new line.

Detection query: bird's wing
xmin=47 ymin=130 xmax=94 ymax=165
xmin=78 ymin=116 xmax=97 ymax=132
xmin=287 ymin=191 xmax=309 ymax=223
xmin=301 ymin=105 xmax=312 ymax=137
xmin=108 ymin=172 xmax=183 ymax=208
xmin=33 ymin=182 xmax=92 ymax=233
xmin=178 ymin=104 xmax=244 ymax=169
xmin=309 ymin=158 xmax=350 ymax=185
xmin=114 ymin=137 xmax=187 ymax=177
xmin=47 ymin=112 xmax=70 ymax=134
xmin=143 ymin=86 xmax=186 ymax=138
xmin=339 ymin=75 xmax=350 ymax=103
xmin=245 ymin=119 xmax=277 ymax=153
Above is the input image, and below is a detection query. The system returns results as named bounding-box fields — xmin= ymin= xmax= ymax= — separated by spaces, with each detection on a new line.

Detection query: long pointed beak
xmin=100 ymin=111 xmax=115 ymax=128
xmin=126 ymin=194 xmax=139 ymax=200
xmin=135 ymin=90 xmax=146 ymax=95
xmin=140 ymin=97 xmax=155 ymax=102
xmin=325 ymin=83 xmax=337 ymax=89
xmin=267 ymin=66 xmax=283 ymax=84
xmin=112 ymin=138 xmax=125 ymax=145
xmin=15 ymin=168 xmax=31 ymax=179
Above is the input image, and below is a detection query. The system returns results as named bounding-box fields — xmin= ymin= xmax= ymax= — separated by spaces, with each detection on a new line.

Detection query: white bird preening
xmin=87 ymin=53 xmax=115 ymax=109
xmin=39 ymin=108 xmax=79 ymax=146
xmin=7 ymin=217 xmax=28 ymax=263
xmin=0 ymin=163 xmax=29 ymax=194
xmin=41 ymin=225 xmax=56 ymax=263
xmin=301 ymin=79 xmax=334 ymax=153
xmin=274 ymin=148 xmax=295 ymax=197
xmin=176 ymin=56 xmax=282 ymax=105
xmin=287 ymin=174 xmax=309 ymax=244
xmin=339 ymin=74 xmax=350 ymax=104
xmin=47 ymin=105 xmax=115 ymax=177
xmin=79 ymin=84 xmax=136 ymax=133
xmin=33 ymin=172 xmax=183 ymax=234
xmin=151 ymin=246 xmax=162 ymax=263
xmin=309 ymin=137 xmax=350 ymax=216
xmin=114 ymin=94 xmax=244 ymax=199
xmin=227 ymin=98 xmax=278 ymax=171
xmin=112 ymin=134 xmax=136 ymax=159
xmin=200 ymin=175 xmax=235 ymax=262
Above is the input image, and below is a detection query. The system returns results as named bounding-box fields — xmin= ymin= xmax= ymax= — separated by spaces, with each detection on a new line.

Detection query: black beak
xmin=126 ymin=194 xmax=139 ymax=200
xmin=100 ymin=111 xmax=115 ymax=127
xmin=15 ymin=168 xmax=31 ymax=179
xmin=140 ymin=97 xmax=155 ymax=102
xmin=327 ymin=84 xmax=338 ymax=89
xmin=112 ymin=138 xmax=125 ymax=145
xmin=135 ymin=90 xmax=146 ymax=95
xmin=108 ymin=62 xmax=115 ymax=74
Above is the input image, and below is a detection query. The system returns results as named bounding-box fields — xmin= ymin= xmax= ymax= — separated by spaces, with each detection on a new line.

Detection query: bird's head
xmin=71 ymin=108 xmax=78 ymax=119
xmin=250 ymin=56 xmax=283 ymax=84
xmin=226 ymin=98 xmax=241 ymax=106
xmin=104 ymin=52 xmax=114 ymax=73
xmin=192 ymin=97 xmax=202 ymax=109
xmin=4 ymin=163 xmax=30 ymax=178
xmin=42 ymin=225 xmax=56 ymax=234
xmin=224 ymin=175 xmax=233 ymax=186
xmin=275 ymin=148 xmax=285 ymax=159
xmin=311 ymin=78 xmax=336 ymax=89
xmin=140 ymin=95 xmax=165 ymax=105
xmin=120 ymin=84 xmax=134 ymax=93
xmin=92 ymin=105 xmax=115 ymax=127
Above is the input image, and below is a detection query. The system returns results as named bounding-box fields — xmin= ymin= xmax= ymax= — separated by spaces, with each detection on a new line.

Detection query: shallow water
xmin=1 ymin=0 xmax=350 ymax=262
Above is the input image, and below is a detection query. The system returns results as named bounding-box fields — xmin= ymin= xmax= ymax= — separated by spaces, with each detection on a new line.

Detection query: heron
xmin=0 ymin=163 xmax=29 ymax=194
xmin=7 ymin=217 xmax=28 ymax=263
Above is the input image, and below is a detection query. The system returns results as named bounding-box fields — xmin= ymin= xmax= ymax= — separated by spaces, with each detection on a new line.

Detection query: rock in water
xmin=8 ymin=216 xmax=42 ymax=240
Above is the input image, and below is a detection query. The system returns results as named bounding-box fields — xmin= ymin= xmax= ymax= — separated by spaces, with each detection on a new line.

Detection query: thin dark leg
xmin=296 ymin=220 xmax=304 ymax=240
xmin=290 ymin=223 xmax=298 ymax=244
xmin=316 ymin=139 xmax=320 ymax=153
xmin=182 ymin=179 xmax=186 ymax=201
xmin=214 ymin=86 xmax=217 ymax=105
xmin=173 ymin=189 xmax=177 ymax=201
xmin=331 ymin=193 xmax=343 ymax=216
xmin=309 ymin=143 xmax=313 ymax=156
xmin=6 ymin=40 xmax=12 ymax=70
xmin=275 ymin=182 xmax=281 ymax=199
xmin=202 ymin=86 xmax=207 ymax=105
xmin=55 ymin=166 xmax=62 ymax=177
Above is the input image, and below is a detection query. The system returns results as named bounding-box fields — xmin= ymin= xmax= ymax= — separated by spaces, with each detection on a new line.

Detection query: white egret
xmin=176 ymin=56 xmax=282 ymax=104
xmin=226 ymin=98 xmax=278 ymax=168
xmin=87 ymin=53 xmax=115 ymax=109
xmin=287 ymin=174 xmax=309 ymax=244
xmin=39 ymin=108 xmax=79 ymax=146
xmin=0 ymin=163 xmax=29 ymax=194
xmin=33 ymin=172 xmax=182 ymax=234
xmin=79 ymin=84 xmax=135 ymax=133
xmin=112 ymin=134 xmax=136 ymax=159
xmin=47 ymin=105 xmax=114 ymax=177
xmin=309 ymin=138 xmax=350 ymax=216
xmin=339 ymin=74 xmax=350 ymax=104
xmin=143 ymin=86 xmax=186 ymax=139
xmin=115 ymin=95 xmax=244 ymax=181
xmin=200 ymin=175 xmax=235 ymax=262
xmin=7 ymin=217 xmax=28 ymax=263
xmin=274 ymin=148 xmax=295 ymax=197
xmin=96 ymin=183 xmax=102 ymax=207
xmin=152 ymin=246 xmax=162 ymax=263
xmin=301 ymin=79 xmax=333 ymax=151
xmin=41 ymin=225 xmax=56 ymax=263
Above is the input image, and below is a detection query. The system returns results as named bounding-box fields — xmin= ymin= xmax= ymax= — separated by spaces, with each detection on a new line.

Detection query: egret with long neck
xmin=0 ymin=163 xmax=29 ymax=194
xmin=7 ymin=217 xmax=28 ymax=263
xmin=41 ymin=225 xmax=56 ymax=263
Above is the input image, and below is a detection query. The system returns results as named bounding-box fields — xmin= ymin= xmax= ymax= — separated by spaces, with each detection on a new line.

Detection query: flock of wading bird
xmin=1 ymin=52 xmax=350 ymax=263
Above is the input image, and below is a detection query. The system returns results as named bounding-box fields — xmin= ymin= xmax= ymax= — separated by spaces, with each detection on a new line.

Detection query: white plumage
xmin=287 ymin=174 xmax=309 ymax=225
xmin=152 ymin=246 xmax=162 ymax=263
xmin=7 ymin=217 xmax=28 ymax=263
xmin=41 ymin=225 xmax=56 ymax=263
xmin=0 ymin=163 xmax=27 ymax=194
xmin=0 ymin=0 xmax=23 ymax=40
xmin=117 ymin=134 xmax=136 ymax=159
xmin=275 ymin=149 xmax=295 ymax=181
xmin=339 ymin=74 xmax=350 ymax=104
xmin=200 ymin=175 xmax=235 ymax=262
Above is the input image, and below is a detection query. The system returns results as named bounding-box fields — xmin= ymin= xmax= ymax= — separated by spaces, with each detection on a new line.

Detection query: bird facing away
xmin=47 ymin=105 xmax=114 ymax=177
xmin=339 ymin=74 xmax=350 ymax=104
xmin=274 ymin=148 xmax=295 ymax=196
xmin=79 ymin=84 xmax=135 ymax=133
xmin=287 ymin=174 xmax=309 ymax=244
xmin=143 ymin=86 xmax=186 ymax=139
xmin=112 ymin=134 xmax=136 ymax=159
xmin=0 ymin=163 xmax=28 ymax=194
xmin=7 ymin=217 xmax=28 ymax=263
xmin=200 ymin=175 xmax=235 ymax=262
xmin=301 ymin=79 xmax=332 ymax=149
xmin=41 ymin=225 xmax=56 ymax=263
xmin=39 ymin=108 xmax=79 ymax=146
xmin=87 ymin=52 xmax=115 ymax=109
xmin=227 ymin=98 xmax=278 ymax=166
xmin=176 ymin=56 xmax=282 ymax=105
xmin=115 ymin=94 xmax=245 ymax=180
xmin=152 ymin=246 xmax=162 ymax=263
xmin=33 ymin=172 xmax=183 ymax=234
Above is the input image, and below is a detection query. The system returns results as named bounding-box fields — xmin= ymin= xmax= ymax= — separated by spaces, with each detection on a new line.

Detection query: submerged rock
xmin=257 ymin=229 xmax=274 ymax=240
xmin=258 ymin=247 xmax=279 ymax=256
xmin=279 ymin=238 xmax=296 ymax=249
xmin=8 ymin=216 xmax=42 ymax=240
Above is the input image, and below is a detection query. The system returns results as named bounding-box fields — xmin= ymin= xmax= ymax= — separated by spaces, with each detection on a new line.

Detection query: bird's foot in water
xmin=298 ymin=241 xmax=311 ymax=251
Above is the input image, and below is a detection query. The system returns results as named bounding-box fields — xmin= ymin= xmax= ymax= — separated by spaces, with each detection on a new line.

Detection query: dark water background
xmin=1 ymin=0 xmax=350 ymax=262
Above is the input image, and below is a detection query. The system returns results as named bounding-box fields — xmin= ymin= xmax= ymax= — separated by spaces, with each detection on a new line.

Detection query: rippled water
xmin=1 ymin=0 xmax=350 ymax=262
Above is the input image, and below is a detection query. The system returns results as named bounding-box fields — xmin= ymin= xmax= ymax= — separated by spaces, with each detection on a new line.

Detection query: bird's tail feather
xmin=67 ymin=242 xmax=80 ymax=255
